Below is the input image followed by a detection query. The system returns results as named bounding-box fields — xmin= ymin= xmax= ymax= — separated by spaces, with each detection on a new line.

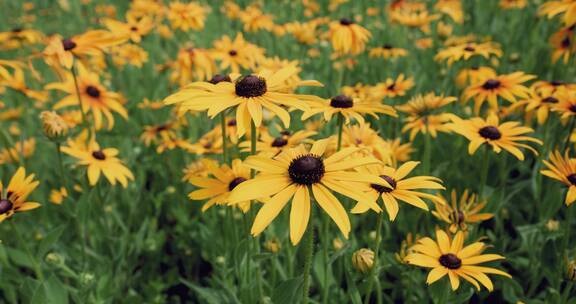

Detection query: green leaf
xmin=38 ymin=225 xmax=67 ymax=258
xmin=44 ymin=275 xmax=69 ymax=304
xmin=271 ymin=277 xmax=303 ymax=304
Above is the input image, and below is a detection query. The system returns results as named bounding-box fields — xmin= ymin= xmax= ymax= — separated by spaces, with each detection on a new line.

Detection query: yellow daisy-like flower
xmin=0 ymin=167 xmax=41 ymax=222
xmin=432 ymin=190 xmax=494 ymax=233
xmin=240 ymin=129 xmax=317 ymax=156
xmin=351 ymin=162 xmax=444 ymax=221
xmin=449 ymin=114 xmax=542 ymax=160
xmin=0 ymin=27 xmax=44 ymax=50
xmin=239 ymin=5 xmax=275 ymax=33
xmin=541 ymin=150 xmax=576 ymax=205
xmin=188 ymin=159 xmax=251 ymax=213
xmin=369 ymin=44 xmax=408 ymax=59
xmin=509 ymin=88 xmax=564 ymax=125
xmin=455 ymin=66 xmax=497 ymax=88
xmin=212 ymin=33 xmax=265 ymax=73
xmin=140 ymin=122 xmax=178 ymax=147
xmin=389 ymin=9 xmax=440 ymax=33
xmin=61 ymin=134 xmax=134 ymax=188
xmin=395 ymin=232 xmax=420 ymax=264
xmin=46 ymin=64 xmax=128 ymax=130
xmin=463 ymin=72 xmax=535 ymax=113
xmin=397 ymin=93 xmax=457 ymax=140
xmin=164 ymin=67 xmax=322 ymax=137
xmin=49 ymin=187 xmax=68 ymax=205
xmin=284 ymin=20 xmax=322 ymax=45
xmin=434 ymin=42 xmax=502 ymax=66
xmin=550 ymin=26 xmax=576 ymax=64
xmin=0 ymin=138 xmax=36 ymax=165
xmin=103 ymin=15 xmax=153 ymax=43
xmin=539 ymin=0 xmax=576 ymax=27
xmin=405 ymin=230 xmax=511 ymax=291
xmin=500 ymin=0 xmax=527 ymax=9
xmin=110 ymin=44 xmax=149 ymax=68
xmin=229 ymin=139 xmax=386 ymax=245
xmin=341 ymin=122 xmax=390 ymax=163
xmin=167 ymin=47 xmax=216 ymax=87
xmin=328 ymin=18 xmax=372 ymax=56
xmin=372 ymin=74 xmax=415 ymax=98
xmin=167 ymin=1 xmax=207 ymax=32
xmin=383 ymin=138 xmax=414 ymax=166
xmin=301 ymin=94 xmax=397 ymax=124
xmin=39 ymin=111 xmax=69 ymax=140
xmin=182 ymin=159 xmax=218 ymax=182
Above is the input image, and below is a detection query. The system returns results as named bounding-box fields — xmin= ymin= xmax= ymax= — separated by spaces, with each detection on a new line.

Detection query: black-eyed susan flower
xmin=188 ymin=159 xmax=251 ymax=212
xmin=164 ymin=67 xmax=322 ymax=137
xmin=435 ymin=42 xmax=502 ymax=66
xmin=510 ymin=88 xmax=564 ymax=125
xmin=432 ymin=190 xmax=493 ymax=233
xmin=240 ymin=128 xmax=316 ymax=156
xmin=49 ymin=187 xmax=68 ymax=205
xmin=103 ymin=15 xmax=153 ymax=43
xmin=0 ymin=27 xmax=44 ymax=50
xmin=341 ymin=122 xmax=390 ymax=163
xmin=539 ymin=0 xmax=576 ymax=27
xmin=239 ymin=5 xmax=275 ymax=33
xmin=182 ymin=159 xmax=218 ymax=182
xmin=167 ymin=47 xmax=215 ymax=87
xmin=449 ymin=114 xmax=543 ymax=160
xmin=212 ymin=33 xmax=265 ymax=73
xmin=532 ymin=79 xmax=576 ymax=96
xmin=395 ymin=232 xmax=420 ymax=264
xmin=541 ymin=150 xmax=576 ymax=205
xmin=167 ymin=1 xmax=207 ymax=32
xmin=185 ymin=130 xmax=223 ymax=155
xmin=463 ymin=72 xmax=535 ymax=113
xmin=228 ymin=139 xmax=386 ymax=245
xmin=328 ymin=18 xmax=372 ymax=56
xmin=46 ymin=64 xmax=128 ymax=130
xmin=372 ymin=74 xmax=415 ymax=98
xmin=455 ymin=66 xmax=497 ymax=88
xmin=61 ymin=134 xmax=134 ymax=188
xmin=389 ymin=9 xmax=440 ymax=33
xmin=550 ymin=26 xmax=576 ymax=64
xmin=434 ymin=0 xmax=464 ymax=24
xmin=550 ymin=89 xmax=576 ymax=120
xmin=301 ymin=94 xmax=397 ymax=124
xmin=284 ymin=20 xmax=323 ymax=45
xmin=396 ymin=93 xmax=457 ymax=140
xmin=383 ymin=138 xmax=414 ymax=166
xmin=369 ymin=44 xmax=408 ymax=59
xmin=351 ymin=162 xmax=444 ymax=221
xmin=110 ymin=44 xmax=149 ymax=68
xmin=0 ymin=167 xmax=40 ymax=222
xmin=140 ymin=122 xmax=178 ymax=147
xmin=0 ymin=138 xmax=36 ymax=165
xmin=39 ymin=111 xmax=69 ymax=140
xmin=406 ymin=230 xmax=511 ymax=291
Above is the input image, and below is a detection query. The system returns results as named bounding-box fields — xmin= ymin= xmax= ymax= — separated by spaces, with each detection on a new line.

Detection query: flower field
xmin=0 ymin=0 xmax=576 ymax=303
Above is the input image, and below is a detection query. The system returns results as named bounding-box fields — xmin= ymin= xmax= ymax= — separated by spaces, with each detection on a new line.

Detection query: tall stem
xmin=479 ymin=145 xmax=490 ymax=200
xmin=363 ymin=210 xmax=384 ymax=304
xmin=423 ymin=126 xmax=431 ymax=174
xmin=336 ymin=113 xmax=344 ymax=151
xmin=55 ymin=142 xmax=67 ymax=187
xmin=564 ymin=117 xmax=576 ymax=153
xmin=11 ymin=221 xmax=44 ymax=281
xmin=302 ymin=209 xmax=315 ymax=304
xmin=221 ymin=112 xmax=229 ymax=165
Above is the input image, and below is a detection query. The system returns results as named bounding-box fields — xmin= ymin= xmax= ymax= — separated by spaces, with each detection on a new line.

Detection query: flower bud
xmin=264 ymin=238 xmax=281 ymax=253
xmin=567 ymin=260 xmax=576 ymax=281
xmin=352 ymin=248 xmax=374 ymax=273
xmin=39 ymin=111 xmax=69 ymax=141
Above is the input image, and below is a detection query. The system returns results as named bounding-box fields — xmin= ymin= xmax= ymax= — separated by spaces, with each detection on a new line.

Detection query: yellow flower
xmin=351 ymin=162 xmax=444 ymax=221
xmin=432 ymin=190 xmax=494 ymax=233
xmin=510 ymin=88 xmax=564 ymax=125
xmin=0 ymin=27 xmax=44 ymax=50
xmin=239 ymin=5 xmax=275 ymax=33
xmin=397 ymin=93 xmax=457 ymax=140
xmin=50 ymin=187 xmax=68 ymax=205
xmin=541 ymin=150 xmax=576 ymax=205
xmin=352 ymin=248 xmax=375 ymax=273
xmin=0 ymin=167 xmax=41 ymax=222
xmin=103 ymin=15 xmax=153 ymax=43
xmin=449 ymin=113 xmax=542 ymax=160
xmin=284 ymin=21 xmax=322 ymax=45
xmin=212 ymin=33 xmax=265 ymax=73
xmin=188 ymin=159 xmax=252 ymax=212
xmin=229 ymin=139 xmax=386 ymax=245
xmin=389 ymin=9 xmax=440 ymax=33
xmin=164 ymin=67 xmax=322 ymax=137
xmin=182 ymin=159 xmax=218 ymax=182
xmin=406 ymin=230 xmax=511 ymax=291
xmin=110 ymin=44 xmax=149 ymax=68
xmin=550 ymin=26 xmax=576 ymax=64
xmin=383 ymin=138 xmax=414 ymax=166
xmin=46 ymin=63 xmax=128 ymax=130
xmin=328 ymin=18 xmax=372 ymax=56
xmin=61 ymin=133 xmax=134 ymax=187
xmin=140 ymin=122 xmax=178 ymax=147
xmin=395 ymin=232 xmax=420 ymax=264
xmin=372 ymin=74 xmax=415 ymax=98
xmin=0 ymin=138 xmax=36 ymax=165
xmin=167 ymin=47 xmax=215 ymax=86
xmin=240 ymin=128 xmax=317 ymax=156
xmin=435 ymin=42 xmax=502 ymax=66
xmin=455 ymin=66 xmax=497 ymax=88
xmin=369 ymin=44 xmax=408 ymax=59
xmin=40 ymin=111 xmax=69 ymax=140
xmin=302 ymin=94 xmax=397 ymax=124
xmin=167 ymin=1 xmax=207 ymax=32
xmin=434 ymin=0 xmax=464 ymax=24
xmin=500 ymin=0 xmax=527 ymax=9
xmin=539 ymin=0 xmax=576 ymax=27
xmin=463 ymin=72 xmax=535 ymax=113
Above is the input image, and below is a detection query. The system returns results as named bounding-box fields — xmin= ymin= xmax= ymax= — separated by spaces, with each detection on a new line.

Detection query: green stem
xmin=423 ymin=126 xmax=431 ymax=174
xmin=363 ymin=210 xmax=384 ymax=304
xmin=302 ymin=212 xmax=315 ymax=304
xmin=564 ymin=117 xmax=576 ymax=153
xmin=336 ymin=113 xmax=344 ymax=151
xmin=321 ymin=215 xmax=330 ymax=304
xmin=221 ymin=112 xmax=229 ymax=165
xmin=55 ymin=142 xmax=67 ymax=188
xmin=11 ymin=221 xmax=44 ymax=281
xmin=563 ymin=203 xmax=573 ymax=264
xmin=479 ymin=146 xmax=490 ymax=200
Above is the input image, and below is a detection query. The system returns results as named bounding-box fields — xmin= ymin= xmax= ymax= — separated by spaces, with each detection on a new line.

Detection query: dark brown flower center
xmin=387 ymin=83 xmax=396 ymax=90
xmin=568 ymin=174 xmax=576 ymax=186
xmin=155 ymin=124 xmax=169 ymax=132
xmin=271 ymin=137 xmax=288 ymax=147
xmin=482 ymin=79 xmax=501 ymax=90
xmin=464 ymin=45 xmax=475 ymax=52
xmin=439 ymin=253 xmax=462 ymax=269
xmin=209 ymin=74 xmax=231 ymax=84
xmin=0 ymin=199 xmax=13 ymax=215
xmin=570 ymin=104 xmax=576 ymax=113
xmin=562 ymin=37 xmax=571 ymax=48
xmin=130 ymin=26 xmax=138 ymax=32
xmin=371 ymin=175 xmax=396 ymax=193
xmin=12 ymin=28 xmax=23 ymax=33
xmin=86 ymin=86 xmax=101 ymax=98
xmin=479 ymin=126 xmax=502 ymax=140
xmin=228 ymin=177 xmax=247 ymax=191
xmin=551 ymin=80 xmax=564 ymax=86
xmin=330 ymin=95 xmax=354 ymax=108
xmin=228 ymin=50 xmax=238 ymax=56
xmin=288 ymin=154 xmax=325 ymax=185
xmin=452 ymin=210 xmax=465 ymax=224
xmin=92 ymin=150 xmax=106 ymax=160
xmin=383 ymin=44 xmax=393 ymax=49
xmin=340 ymin=18 xmax=354 ymax=25
xmin=542 ymin=96 xmax=559 ymax=104
xmin=235 ymin=75 xmax=267 ymax=98
xmin=227 ymin=119 xmax=237 ymax=126
xmin=62 ymin=38 xmax=77 ymax=51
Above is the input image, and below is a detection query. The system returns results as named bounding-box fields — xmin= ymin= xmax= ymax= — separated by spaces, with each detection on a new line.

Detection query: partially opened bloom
xmin=406 ymin=230 xmax=511 ymax=291
xmin=228 ymin=139 xmax=385 ymax=245
xmin=463 ymin=72 xmax=535 ymax=113
xmin=351 ymin=162 xmax=444 ymax=221
xmin=397 ymin=93 xmax=457 ymax=140
xmin=188 ymin=159 xmax=251 ymax=212
xmin=301 ymin=94 xmax=397 ymax=124
xmin=541 ymin=150 xmax=576 ymax=205
xmin=432 ymin=190 xmax=493 ymax=233
xmin=61 ymin=133 xmax=134 ymax=187
xmin=46 ymin=64 xmax=128 ymax=130
xmin=328 ymin=18 xmax=372 ymax=56
xmin=164 ymin=67 xmax=323 ymax=136
xmin=40 ymin=111 xmax=69 ymax=140
xmin=449 ymin=114 xmax=543 ymax=160
xmin=0 ymin=167 xmax=41 ymax=222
